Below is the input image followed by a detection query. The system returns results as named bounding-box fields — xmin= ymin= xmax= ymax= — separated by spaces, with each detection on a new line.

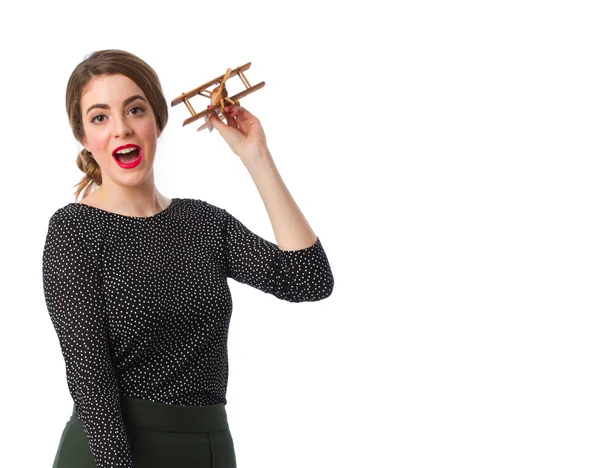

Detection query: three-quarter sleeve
xmin=42 ymin=212 xmax=133 ymax=467
xmin=216 ymin=206 xmax=334 ymax=302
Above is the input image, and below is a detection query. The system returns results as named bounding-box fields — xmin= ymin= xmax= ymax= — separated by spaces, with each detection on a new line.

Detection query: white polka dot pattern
xmin=42 ymin=197 xmax=334 ymax=467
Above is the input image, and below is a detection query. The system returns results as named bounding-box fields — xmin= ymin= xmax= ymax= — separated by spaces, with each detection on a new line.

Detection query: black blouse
xmin=42 ymin=197 xmax=334 ymax=467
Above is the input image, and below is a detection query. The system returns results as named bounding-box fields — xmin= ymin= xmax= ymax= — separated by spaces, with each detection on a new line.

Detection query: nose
xmin=113 ymin=115 xmax=133 ymax=138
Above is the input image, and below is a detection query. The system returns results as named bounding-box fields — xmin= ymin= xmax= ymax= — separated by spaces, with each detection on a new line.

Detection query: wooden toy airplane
xmin=171 ymin=62 xmax=265 ymax=132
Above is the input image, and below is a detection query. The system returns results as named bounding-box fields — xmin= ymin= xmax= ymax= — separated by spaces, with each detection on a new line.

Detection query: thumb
xmin=208 ymin=111 xmax=242 ymax=149
xmin=208 ymin=111 xmax=227 ymax=133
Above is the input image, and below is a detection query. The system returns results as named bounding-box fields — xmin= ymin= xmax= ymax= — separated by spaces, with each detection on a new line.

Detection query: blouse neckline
xmin=68 ymin=198 xmax=181 ymax=220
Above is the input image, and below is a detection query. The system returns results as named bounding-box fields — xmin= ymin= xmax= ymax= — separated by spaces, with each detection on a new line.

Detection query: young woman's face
xmin=80 ymin=73 xmax=160 ymax=187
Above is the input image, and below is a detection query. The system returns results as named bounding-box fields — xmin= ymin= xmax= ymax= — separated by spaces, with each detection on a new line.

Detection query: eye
xmin=91 ymin=114 xmax=106 ymax=124
xmin=129 ymin=106 xmax=145 ymax=115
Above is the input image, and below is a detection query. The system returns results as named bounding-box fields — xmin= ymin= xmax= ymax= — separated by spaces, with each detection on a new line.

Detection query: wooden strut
xmin=238 ymin=71 xmax=251 ymax=89
xmin=183 ymin=97 xmax=196 ymax=115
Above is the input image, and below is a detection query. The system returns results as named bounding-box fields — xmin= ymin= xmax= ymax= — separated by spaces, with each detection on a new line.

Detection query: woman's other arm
xmin=42 ymin=211 xmax=133 ymax=467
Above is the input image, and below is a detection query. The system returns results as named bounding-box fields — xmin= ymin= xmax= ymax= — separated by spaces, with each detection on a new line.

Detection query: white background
xmin=1 ymin=1 xmax=599 ymax=467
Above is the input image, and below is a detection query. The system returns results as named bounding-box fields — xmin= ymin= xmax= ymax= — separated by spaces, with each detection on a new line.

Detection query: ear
xmin=79 ymin=135 xmax=88 ymax=151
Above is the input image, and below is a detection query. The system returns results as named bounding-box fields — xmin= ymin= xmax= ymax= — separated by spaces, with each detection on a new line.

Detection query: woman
xmin=42 ymin=49 xmax=335 ymax=468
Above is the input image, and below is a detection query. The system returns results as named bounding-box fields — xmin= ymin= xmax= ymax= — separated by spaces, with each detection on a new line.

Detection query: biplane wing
xmin=171 ymin=62 xmax=265 ymax=130
xmin=171 ymin=62 xmax=253 ymax=107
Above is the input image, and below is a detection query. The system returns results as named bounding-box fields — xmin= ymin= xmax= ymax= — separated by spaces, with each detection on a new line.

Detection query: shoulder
xmin=45 ymin=204 xmax=104 ymax=249
xmin=176 ymin=197 xmax=228 ymax=221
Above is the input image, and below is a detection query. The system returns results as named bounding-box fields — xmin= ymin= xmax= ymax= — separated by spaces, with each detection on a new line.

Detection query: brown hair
xmin=66 ymin=49 xmax=169 ymax=200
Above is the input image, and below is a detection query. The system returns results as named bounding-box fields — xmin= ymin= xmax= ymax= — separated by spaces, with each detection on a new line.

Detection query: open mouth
xmin=114 ymin=146 xmax=140 ymax=163
xmin=112 ymin=144 xmax=142 ymax=168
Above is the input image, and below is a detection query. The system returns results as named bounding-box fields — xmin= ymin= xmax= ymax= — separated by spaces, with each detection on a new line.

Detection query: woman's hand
xmin=208 ymin=105 xmax=269 ymax=164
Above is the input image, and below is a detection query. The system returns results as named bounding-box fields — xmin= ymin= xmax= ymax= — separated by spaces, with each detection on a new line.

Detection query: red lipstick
xmin=112 ymin=144 xmax=142 ymax=169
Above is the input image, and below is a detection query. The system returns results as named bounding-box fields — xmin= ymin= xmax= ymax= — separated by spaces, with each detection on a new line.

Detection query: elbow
xmin=292 ymin=273 xmax=335 ymax=303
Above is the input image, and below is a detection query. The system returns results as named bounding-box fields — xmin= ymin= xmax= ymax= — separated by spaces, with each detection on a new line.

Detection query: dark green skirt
xmin=52 ymin=396 xmax=237 ymax=467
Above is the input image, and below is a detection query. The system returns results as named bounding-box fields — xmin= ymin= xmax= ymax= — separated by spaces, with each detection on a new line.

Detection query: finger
xmin=233 ymin=106 xmax=257 ymax=134
xmin=223 ymin=109 xmax=237 ymax=127
xmin=234 ymin=106 xmax=254 ymax=119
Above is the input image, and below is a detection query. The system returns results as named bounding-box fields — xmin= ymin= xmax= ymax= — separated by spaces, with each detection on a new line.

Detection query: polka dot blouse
xmin=42 ymin=197 xmax=334 ymax=467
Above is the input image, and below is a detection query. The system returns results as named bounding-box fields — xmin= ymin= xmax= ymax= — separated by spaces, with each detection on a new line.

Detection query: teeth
xmin=115 ymin=147 xmax=137 ymax=155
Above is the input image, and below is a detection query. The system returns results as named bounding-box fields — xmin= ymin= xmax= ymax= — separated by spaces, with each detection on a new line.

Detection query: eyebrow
xmin=85 ymin=94 xmax=148 ymax=115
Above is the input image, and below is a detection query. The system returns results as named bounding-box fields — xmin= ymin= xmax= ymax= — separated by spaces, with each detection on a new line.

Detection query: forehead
xmin=81 ymin=74 xmax=146 ymax=108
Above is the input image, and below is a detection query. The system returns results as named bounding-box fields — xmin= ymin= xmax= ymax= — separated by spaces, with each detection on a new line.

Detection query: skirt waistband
xmin=71 ymin=397 xmax=230 ymax=434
